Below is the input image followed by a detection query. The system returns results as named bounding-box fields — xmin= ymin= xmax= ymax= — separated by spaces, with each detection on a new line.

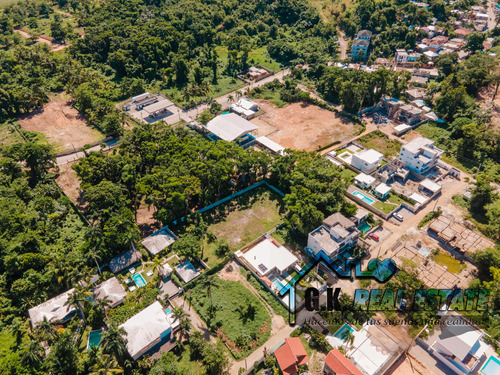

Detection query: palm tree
xmin=201 ymin=275 xmax=219 ymax=312
xmin=37 ymin=317 xmax=57 ymax=343
xmin=9 ymin=317 xmax=26 ymax=348
xmin=64 ymin=289 xmax=89 ymax=323
xmin=89 ymin=354 xmax=124 ymax=375
xmin=342 ymin=330 xmax=355 ymax=348
xmin=227 ymin=94 xmax=234 ymax=104
xmin=21 ymin=340 xmax=44 ymax=367
xmin=173 ymin=307 xmax=189 ymax=342
xmin=101 ymin=324 xmax=128 ymax=362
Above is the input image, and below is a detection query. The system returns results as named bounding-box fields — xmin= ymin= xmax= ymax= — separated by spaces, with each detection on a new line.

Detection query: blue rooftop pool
xmin=481 ymin=356 xmax=500 ymax=375
xmin=352 ymin=191 xmax=375 ymax=205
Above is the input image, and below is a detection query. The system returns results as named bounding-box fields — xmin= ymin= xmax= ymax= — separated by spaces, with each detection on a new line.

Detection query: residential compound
xmin=307 ymin=213 xmax=360 ymax=259
xmin=351 ymin=149 xmax=383 ymax=174
xmin=398 ymin=136 xmax=444 ymax=174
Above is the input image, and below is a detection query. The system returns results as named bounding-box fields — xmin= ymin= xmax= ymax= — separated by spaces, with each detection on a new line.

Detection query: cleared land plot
xmin=357 ymin=130 xmax=402 ymax=159
xmin=251 ymin=99 xmax=362 ymax=151
xmin=171 ymin=186 xmax=285 ymax=268
xmin=205 ymin=187 xmax=284 ymax=251
xmin=17 ymin=95 xmax=104 ymax=151
xmin=55 ymin=162 xmax=85 ymax=207
xmin=190 ymin=276 xmax=271 ymax=359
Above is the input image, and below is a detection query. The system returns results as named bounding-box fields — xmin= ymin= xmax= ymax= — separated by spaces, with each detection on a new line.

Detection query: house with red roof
xmin=323 ymin=349 xmax=363 ymax=375
xmin=274 ymin=337 xmax=309 ymax=375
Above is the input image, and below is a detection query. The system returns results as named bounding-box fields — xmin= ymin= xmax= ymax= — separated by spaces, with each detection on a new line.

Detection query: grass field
xmin=433 ymin=252 xmax=462 ymax=274
xmin=215 ymin=46 xmax=282 ymax=72
xmin=340 ymin=167 xmax=357 ymax=182
xmin=0 ymin=0 xmax=20 ymax=7
xmin=190 ymin=276 xmax=271 ymax=359
xmin=357 ymin=130 xmax=402 ymax=159
xmin=0 ymin=122 xmax=25 ymax=146
xmin=206 ymin=187 xmax=285 ymax=251
xmin=244 ymin=268 xmax=289 ymax=319
xmin=373 ymin=192 xmax=410 ymax=214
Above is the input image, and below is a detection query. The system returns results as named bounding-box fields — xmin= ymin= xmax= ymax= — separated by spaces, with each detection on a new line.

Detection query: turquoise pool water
xmin=272 ymin=278 xmax=285 ymax=291
xmin=334 ymin=324 xmax=354 ymax=341
xmin=481 ymin=356 xmax=500 ymax=375
xmin=87 ymin=329 xmax=103 ymax=349
xmin=358 ymin=221 xmax=372 ymax=233
xmin=352 ymin=191 xmax=375 ymax=205
xmin=165 ymin=308 xmax=172 ymax=315
xmin=132 ymin=273 xmax=147 ymax=288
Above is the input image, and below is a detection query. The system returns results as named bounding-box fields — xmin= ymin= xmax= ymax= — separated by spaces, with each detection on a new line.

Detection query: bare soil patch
xmin=14 ymin=28 xmax=69 ymax=51
xmin=477 ymin=84 xmax=500 ymax=130
xmin=56 ymin=162 xmax=85 ymax=208
xmin=136 ymin=204 xmax=161 ymax=237
xmin=17 ymin=94 xmax=104 ymax=151
xmin=251 ymin=99 xmax=362 ymax=151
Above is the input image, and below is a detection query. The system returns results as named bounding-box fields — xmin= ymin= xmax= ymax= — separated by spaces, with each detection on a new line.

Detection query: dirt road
xmin=339 ymin=32 xmax=349 ymax=60
xmin=14 ymin=28 xmax=69 ymax=51
xmin=170 ymin=295 xmax=216 ymax=343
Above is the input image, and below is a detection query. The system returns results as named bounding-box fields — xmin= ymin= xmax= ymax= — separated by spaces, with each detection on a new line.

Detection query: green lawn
xmin=0 ymin=0 xmax=20 ymax=7
xmin=340 ymin=167 xmax=357 ymax=182
xmin=206 ymin=187 xmax=285 ymax=251
xmin=177 ymin=345 xmax=206 ymax=374
xmin=248 ymin=86 xmax=288 ymax=108
xmin=433 ymin=252 xmax=462 ymax=274
xmin=270 ymin=226 xmax=307 ymax=253
xmin=190 ymin=277 xmax=271 ymax=359
xmin=215 ymin=46 xmax=282 ymax=72
xmin=0 ymin=122 xmax=24 ymax=146
xmin=357 ymin=130 xmax=402 ymax=159
xmin=373 ymin=200 xmax=398 ymax=214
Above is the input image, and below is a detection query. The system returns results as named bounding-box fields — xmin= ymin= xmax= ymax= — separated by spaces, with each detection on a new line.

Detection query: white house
xmin=119 ymin=301 xmax=179 ymax=360
xmin=308 ymin=213 xmax=360 ymax=259
xmin=430 ymin=313 xmax=489 ymax=374
xmin=354 ymin=173 xmax=376 ymax=189
xmin=205 ymin=113 xmax=259 ymax=142
xmin=28 ymin=289 xmax=76 ymax=327
xmin=241 ymin=237 xmax=298 ymax=278
xmin=373 ymin=183 xmax=391 ymax=200
xmin=351 ymin=149 xmax=383 ymax=174
xmin=398 ymin=137 xmax=443 ymax=174
xmin=93 ymin=277 xmax=127 ymax=309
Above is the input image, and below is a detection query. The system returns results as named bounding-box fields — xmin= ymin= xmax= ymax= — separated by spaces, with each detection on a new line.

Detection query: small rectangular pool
xmin=358 ymin=221 xmax=372 ymax=233
xmin=87 ymin=329 xmax=103 ymax=349
xmin=132 ymin=273 xmax=147 ymax=288
xmin=272 ymin=278 xmax=285 ymax=291
xmin=333 ymin=324 xmax=354 ymax=341
xmin=481 ymin=356 xmax=500 ymax=375
xmin=352 ymin=191 xmax=375 ymax=205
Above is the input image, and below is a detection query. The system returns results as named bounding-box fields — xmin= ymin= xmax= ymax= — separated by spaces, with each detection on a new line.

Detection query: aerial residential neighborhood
xmin=1 ymin=0 xmax=500 ymax=374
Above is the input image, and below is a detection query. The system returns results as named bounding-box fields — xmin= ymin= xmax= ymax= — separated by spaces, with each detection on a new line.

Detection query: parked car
xmin=393 ymin=212 xmax=404 ymax=221
xmin=368 ymin=233 xmax=379 ymax=241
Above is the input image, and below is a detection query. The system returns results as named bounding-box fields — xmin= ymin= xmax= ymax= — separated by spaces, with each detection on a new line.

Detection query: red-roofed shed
xmin=324 ymin=349 xmax=363 ymax=375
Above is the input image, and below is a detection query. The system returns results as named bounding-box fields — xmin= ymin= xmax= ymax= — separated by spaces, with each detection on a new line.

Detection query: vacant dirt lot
xmin=56 ymin=162 xmax=85 ymax=207
xmin=17 ymin=95 xmax=104 ymax=151
xmin=477 ymin=84 xmax=500 ymax=130
xmin=251 ymin=99 xmax=362 ymax=151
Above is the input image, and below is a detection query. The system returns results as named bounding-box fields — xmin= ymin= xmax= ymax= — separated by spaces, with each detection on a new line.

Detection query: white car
xmin=393 ymin=213 xmax=404 ymax=221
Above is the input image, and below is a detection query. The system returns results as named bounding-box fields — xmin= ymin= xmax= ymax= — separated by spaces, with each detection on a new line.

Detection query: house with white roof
xmin=93 ymin=277 xmax=127 ymax=309
xmin=419 ymin=178 xmax=442 ymax=196
xmin=28 ymin=288 xmax=76 ymax=327
xmin=307 ymin=213 xmax=360 ymax=259
xmin=230 ymin=98 xmax=259 ymax=119
xmin=354 ymin=173 xmax=376 ymax=189
xmin=398 ymin=136 xmax=444 ymax=174
xmin=373 ymin=183 xmax=391 ymax=200
xmin=205 ymin=113 xmax=259 ymax=144
xmin=430 ymin=313 xmax=489 ymax=374
xmin=142 ymin=227 xmax=177 ymax=256
xmin=119 ymin=301 xmax=179 ymax=360
xmin=239 ymin=237 xmax=298 ymax=278
xmin=351 ymin=149 xmax=383 ymax=174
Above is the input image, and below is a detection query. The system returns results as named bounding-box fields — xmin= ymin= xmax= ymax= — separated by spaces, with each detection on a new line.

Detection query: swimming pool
xmin=334 ymin=324 xmax=354 ymax=341
xmin=352 ymin=191 xmax=375 ymax=205
xmin=481 ymin=356 xmax=500 ymax=375
xmin=87 ymin=329 xmax=103 ymax=349
xmin=358 ymin=221 xmax=372 ymax=233
xmin=272 ymin=278 xmax=285 ymax=291
xmin=132 ymin=273 xmax=147 ymax=288
xmin=165 ymin=308 xmax=172 ymax=315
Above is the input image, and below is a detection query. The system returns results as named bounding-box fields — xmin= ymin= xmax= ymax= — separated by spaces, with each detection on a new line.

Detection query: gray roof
xmin=28 ymin=288 xmax=75 ymax=327
xmin=93 ymin=277 xmax=127 ymax=308
xmin=353 ymin=39 xmax=370 ymax=47
xmin=205 ymin=113 xmax=259 ymax=142
xmin=142 ymin=228 xmax=177 ymax=255
xmin=323 ymin=213 xmax=355 ymax=230
xmin=109 ymin=248 xmax=142 ymax=273
xmin=357 ymin=30 xmax=373 ymax=39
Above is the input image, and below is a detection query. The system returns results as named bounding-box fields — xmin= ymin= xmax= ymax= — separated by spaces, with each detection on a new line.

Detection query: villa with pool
xmin=307 ymin=212 xmax=361 ymax=260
